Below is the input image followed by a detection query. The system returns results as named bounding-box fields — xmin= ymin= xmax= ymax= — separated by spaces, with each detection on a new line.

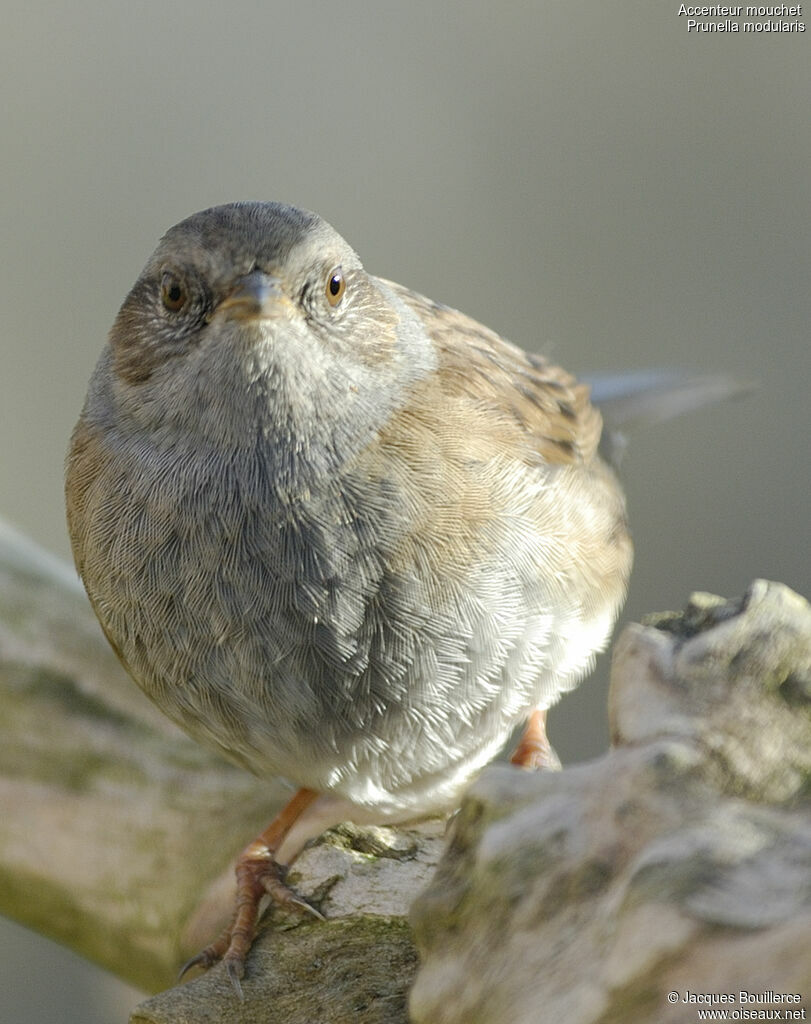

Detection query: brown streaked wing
xmin=381 ymin=279 xmax=602 ymax=465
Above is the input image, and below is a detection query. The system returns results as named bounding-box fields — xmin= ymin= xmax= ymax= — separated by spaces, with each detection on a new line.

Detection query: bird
xmin=65 ymin=200 xmax=731 ymax=994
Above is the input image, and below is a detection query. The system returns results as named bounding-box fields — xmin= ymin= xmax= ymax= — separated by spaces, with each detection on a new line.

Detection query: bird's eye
xmin=160 ymin=272 xmax=188 ymax=313
xmin=325 ymin=266 xmax=346 ymax=307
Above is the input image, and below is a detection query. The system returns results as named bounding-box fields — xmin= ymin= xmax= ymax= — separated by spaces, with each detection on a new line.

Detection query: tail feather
xmin=584 ymin=370 xmax=753 ymax=466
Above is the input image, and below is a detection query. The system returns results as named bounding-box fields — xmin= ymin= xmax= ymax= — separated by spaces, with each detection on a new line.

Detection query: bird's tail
xmin=585 ymin=370 xmax=753 ymax=466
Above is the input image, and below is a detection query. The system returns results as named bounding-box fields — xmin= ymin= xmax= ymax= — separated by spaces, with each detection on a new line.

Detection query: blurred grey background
xmin=1 ymin=2 xmax=808 ymax=1020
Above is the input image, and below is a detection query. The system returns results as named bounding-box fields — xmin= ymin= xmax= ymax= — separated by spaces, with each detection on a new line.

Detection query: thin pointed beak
xmin=217 ymin=271 xmax=289 ymax=322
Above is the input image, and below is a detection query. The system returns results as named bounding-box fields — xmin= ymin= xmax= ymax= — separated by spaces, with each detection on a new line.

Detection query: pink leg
xmin=180 ymin=787 xmax=324 ymax=998
xmin=510 ymin=709 xmax=561 ymax=770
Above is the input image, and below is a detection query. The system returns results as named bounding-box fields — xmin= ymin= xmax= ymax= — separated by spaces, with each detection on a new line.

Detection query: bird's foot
xmin=179 ymin=850 xmax=323 ymax=999
xmin=179 ymin=787 xmax=324 ymax=999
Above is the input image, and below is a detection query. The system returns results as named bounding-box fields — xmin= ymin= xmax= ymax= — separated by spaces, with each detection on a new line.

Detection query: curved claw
xmin=178 ymin=948 xmax=219 ymax=983
xmin=225 ymin=959 xmax=245 ymax=1002
xmin=288 ymin=894 xmax=326 ymax=921
xmin=260 ymin=873 xmax=326 ymax=920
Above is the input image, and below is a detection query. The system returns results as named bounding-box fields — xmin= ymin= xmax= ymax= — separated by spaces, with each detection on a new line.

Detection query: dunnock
xmin=66 ymin=201 xmax=726 ymax=992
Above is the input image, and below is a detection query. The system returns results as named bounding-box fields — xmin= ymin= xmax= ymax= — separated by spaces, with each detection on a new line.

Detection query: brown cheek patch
xmin=340 ymin=274 xmax=400 ymax=370
xmin=109 ymin=279 xmax=176 ymax=386
xmin=110 ymin=313 xmax=166 ymax=385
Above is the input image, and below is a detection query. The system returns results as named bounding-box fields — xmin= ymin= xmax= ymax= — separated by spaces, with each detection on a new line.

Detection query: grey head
xmin=94 ymin=201 xmax=436 ymax=462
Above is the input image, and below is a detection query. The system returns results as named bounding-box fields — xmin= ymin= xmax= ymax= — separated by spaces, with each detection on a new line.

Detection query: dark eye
xmin=325 ymin=266 xmax=346 ymax=307
xmin=160 ymin=271 xmax=188 ymax=313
